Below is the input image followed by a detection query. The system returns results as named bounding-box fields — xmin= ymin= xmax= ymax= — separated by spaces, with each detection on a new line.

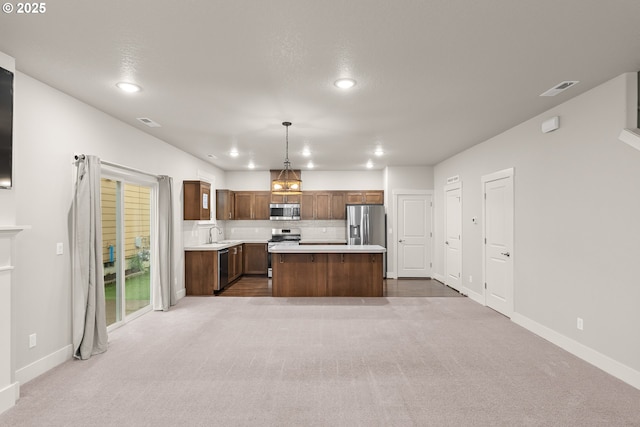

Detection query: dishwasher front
xmin=216 ymin=249 xmax=229 ymax=291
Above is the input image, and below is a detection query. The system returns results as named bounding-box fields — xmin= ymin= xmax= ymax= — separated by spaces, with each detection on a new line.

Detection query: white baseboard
xmin=433 ymin=273 xmax=445 ymax=283
xmin=386 ymin=271 xmax=397 ymax=279
xmin=15 ymin=344 xmax=73 ymax=386
xmin=461 ymin=286 xmax=484 ymax=305
xmin=176 ymin=288 xmax=186 ymax=299
xmin=0 ymin=381 xmax=18 ymax=415
xmin=512 ymin=313 xmax=640 ymax=391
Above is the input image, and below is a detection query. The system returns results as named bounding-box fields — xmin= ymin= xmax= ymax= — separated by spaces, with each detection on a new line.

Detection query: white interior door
xmin=483 ymin=169 xmax=514 ymax=317
xmin=397 ymin=193 xmax=432 ymax=277
xmin=444 ymin=184 xmax=462 ymax=290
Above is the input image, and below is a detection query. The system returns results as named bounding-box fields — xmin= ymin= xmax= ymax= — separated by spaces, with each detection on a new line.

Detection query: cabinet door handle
xmin=501 ymin=251 xmax=510 ymax=257
xmin=279 ymin=254 xmax=284 ymax=263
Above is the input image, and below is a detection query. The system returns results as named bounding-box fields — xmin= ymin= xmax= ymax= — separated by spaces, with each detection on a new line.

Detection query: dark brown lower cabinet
xmin=272 ymin=252 xmax=383 ymax=297
xmin=272 ymin=253 xmax=328 ymax=297
xmin=185 ymin=251 xmax=218 ymax=295
xmin=327 ymin=253 xmax=383 ymax=297
xmin=243 ymin=243 xmax=268 ymax=275
xmin=228 ymin=245 xmax=243 ymax=283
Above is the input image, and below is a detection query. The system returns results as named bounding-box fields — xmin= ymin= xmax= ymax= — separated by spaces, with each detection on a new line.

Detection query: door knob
xmin=445 ymin=241 xmax=449 ymax=245
xmin=501 ymin=251 xmax=510 ymax=257
xmin=399 ymin=239 xmax=404 ymax=243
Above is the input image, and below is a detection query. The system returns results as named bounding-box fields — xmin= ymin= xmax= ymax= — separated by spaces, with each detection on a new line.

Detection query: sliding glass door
xmin=101 ymin=176 xmax=154 ymax=327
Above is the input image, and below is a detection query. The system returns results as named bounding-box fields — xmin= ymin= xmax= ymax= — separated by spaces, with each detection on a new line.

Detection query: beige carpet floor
xmin=2 ymin=296 xmax=639 ymax=426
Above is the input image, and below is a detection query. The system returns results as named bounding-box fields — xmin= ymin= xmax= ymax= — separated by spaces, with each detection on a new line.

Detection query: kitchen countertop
xmin=184 ymin=240 xmax=267 ymax=251
xmin=269 ymin=244 xmax=386 ymax=253
xmin=300 ymin=239 xmax=347 ymax=244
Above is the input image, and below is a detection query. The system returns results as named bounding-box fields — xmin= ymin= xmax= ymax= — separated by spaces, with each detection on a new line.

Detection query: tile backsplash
xmin=226 ymin=220 xmax=346 ymax=241
xmin=183 ymin=219 xmax=347 ymax=246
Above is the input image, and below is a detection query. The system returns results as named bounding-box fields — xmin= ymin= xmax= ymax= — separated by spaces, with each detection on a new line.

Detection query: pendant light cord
xmin=276 ymin=121 xmax=299 ymax=183
xmin=285 ymin=123 xmax=290 ymax=163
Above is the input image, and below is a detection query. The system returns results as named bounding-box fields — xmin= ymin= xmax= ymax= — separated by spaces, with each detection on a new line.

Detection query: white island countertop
xmin=184 ymin=240 xmax=267 ymax=251
xmin=269 ymin=244 xmax=386 ymax=254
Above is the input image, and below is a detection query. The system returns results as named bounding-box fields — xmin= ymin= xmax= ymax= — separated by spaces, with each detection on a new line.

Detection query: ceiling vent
xmin=136 ymin=117 xmax=161 ymax=128
xmin=540 ymin=81 xmax=579 ymax=97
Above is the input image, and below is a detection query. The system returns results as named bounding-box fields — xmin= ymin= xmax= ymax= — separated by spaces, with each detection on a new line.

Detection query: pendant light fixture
xmin=271 ymin=121 xmax=302 ymax=195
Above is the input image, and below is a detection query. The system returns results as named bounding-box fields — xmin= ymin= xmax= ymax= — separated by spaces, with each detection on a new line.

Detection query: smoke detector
xmin=540 ymin=81 xmax=579 ymax=97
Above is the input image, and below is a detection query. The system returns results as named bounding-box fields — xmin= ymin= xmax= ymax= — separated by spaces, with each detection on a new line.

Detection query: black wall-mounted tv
xmin=0 ymin=66 xmax=13 ymax=189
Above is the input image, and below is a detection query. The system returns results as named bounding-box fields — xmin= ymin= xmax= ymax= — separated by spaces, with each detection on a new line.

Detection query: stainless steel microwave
xmin=269 ymin=203 xmax=301 ymax=220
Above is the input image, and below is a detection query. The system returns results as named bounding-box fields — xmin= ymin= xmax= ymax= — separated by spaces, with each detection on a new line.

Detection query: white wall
xmin=225 ymin=170 xmax=383 ymax=191
xmin=11 ymin=71 xmax=225 ymax=383
xmin=385 ymin=166 xmax=434 ymax=191
xmin=433 ymin=73 xmax=640 ymax=384
xmin=224 ymin=171 xmax=270 ymax=191
xmin=302 ymin=171 xmax=383 ymax=190
xmin=384 ymin=166 xmax=434 ymax=277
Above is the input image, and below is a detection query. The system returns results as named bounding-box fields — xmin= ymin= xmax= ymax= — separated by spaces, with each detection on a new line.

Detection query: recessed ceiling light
xmin=207 ymin=154 xmax=218 ymax=159
xmin=229 ymin=149 xmax=239 ymax=157
xmin=248 ymin=161 xmax=255 ymax=169
xmin=302 ymin=148 xmax=311 ymax=157
xmin=116 ymin=82 xmax=141 ymax=93
xmin=366 ymin=160 xmax=374 ymax=169
xmin=374 ymin=148 xmax=384 ymax=156
xmin=334 ymin=78 xmax=356 ymax=89
xmin=307 ymin=161 xmax=314 ymax=169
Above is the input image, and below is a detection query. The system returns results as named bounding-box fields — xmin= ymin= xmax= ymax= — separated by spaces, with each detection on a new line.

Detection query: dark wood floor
xmin=217 ymin=275 xmax=462 ymax=297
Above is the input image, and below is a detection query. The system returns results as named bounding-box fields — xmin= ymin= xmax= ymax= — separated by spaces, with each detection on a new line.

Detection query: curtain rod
xmin=74 ymin=154 xmax=163 ymax=179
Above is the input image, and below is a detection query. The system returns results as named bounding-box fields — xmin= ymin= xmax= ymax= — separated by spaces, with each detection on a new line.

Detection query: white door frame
xmin=444 ymin=181 xmax=462 ymax=290
xmin=102 ymin=166 xmax=157 ymax=332
xmin=392 ymin=189 xmax=434 ymax=279
xmin=481 ymin=167 xmax=515 ymax=317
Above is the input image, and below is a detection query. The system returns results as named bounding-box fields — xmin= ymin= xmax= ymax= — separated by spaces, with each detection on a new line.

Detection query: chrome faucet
xmin=209 ymin=225 xmax=223 ymax=243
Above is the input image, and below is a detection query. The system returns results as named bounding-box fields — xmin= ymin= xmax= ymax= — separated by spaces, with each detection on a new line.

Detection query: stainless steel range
xmin=267 ymin=228 xmax=301 ymax=278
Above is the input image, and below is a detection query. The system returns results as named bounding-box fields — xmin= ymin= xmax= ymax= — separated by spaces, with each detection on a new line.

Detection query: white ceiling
xmin=1 ymin=0 xmax=640 ymax=171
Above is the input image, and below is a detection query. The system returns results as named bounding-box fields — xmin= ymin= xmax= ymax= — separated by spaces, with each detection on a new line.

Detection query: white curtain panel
xmin=154 ymin=175 xmax=176 ymax=311
xmin=72 ymin=155 xmax=108 ymax=360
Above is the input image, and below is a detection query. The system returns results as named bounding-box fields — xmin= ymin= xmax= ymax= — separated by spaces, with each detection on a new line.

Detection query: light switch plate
xmin=56 ymin=243 xmax=64 ymax=255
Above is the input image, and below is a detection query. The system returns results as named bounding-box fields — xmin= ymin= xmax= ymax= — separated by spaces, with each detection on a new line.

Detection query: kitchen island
xmin=269 ymin=244 xmax=386 ymax=297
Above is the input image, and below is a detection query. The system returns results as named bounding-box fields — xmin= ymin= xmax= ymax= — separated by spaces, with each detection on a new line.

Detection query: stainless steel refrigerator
xmin=346 ymin=204 xmax=387 ymax=277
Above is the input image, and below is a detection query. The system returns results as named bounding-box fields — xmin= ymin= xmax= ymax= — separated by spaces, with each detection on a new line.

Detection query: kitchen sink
xmin=199 ymin=243 xmax=228 ymax=249
xmin=185 ymin=240 xmax=243 ymax=251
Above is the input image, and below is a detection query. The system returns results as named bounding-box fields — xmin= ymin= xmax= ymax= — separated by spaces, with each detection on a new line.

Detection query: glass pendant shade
xmin=271 ymin=171 xmax=302 ymax=194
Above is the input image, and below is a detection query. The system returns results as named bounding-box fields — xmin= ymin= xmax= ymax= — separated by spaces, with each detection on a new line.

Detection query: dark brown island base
xmin=269 ymin=245 xmax=386 ymax=297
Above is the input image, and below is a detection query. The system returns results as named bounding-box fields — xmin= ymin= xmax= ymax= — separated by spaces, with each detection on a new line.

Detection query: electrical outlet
xmin=469 ymin=275 xmax=473 ymax=283
xmin=29 ymin=333 xmax=37 ymax=348
xmin=577 ymin=317 xmax=584 ymax=331
xmin=56 ymin=242 xmax=64 ymax=255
